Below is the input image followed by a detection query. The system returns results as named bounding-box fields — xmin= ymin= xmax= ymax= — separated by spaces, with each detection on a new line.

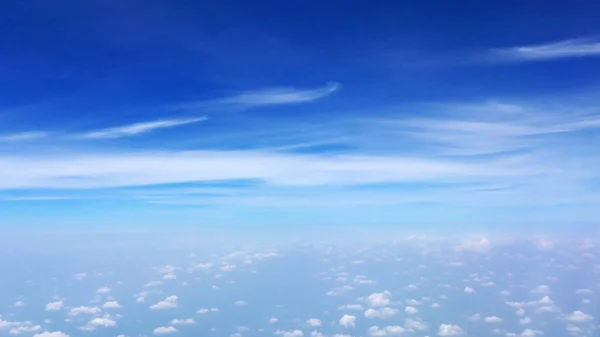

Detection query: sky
xmin=2 ymin=0 xmax=600 ymax=234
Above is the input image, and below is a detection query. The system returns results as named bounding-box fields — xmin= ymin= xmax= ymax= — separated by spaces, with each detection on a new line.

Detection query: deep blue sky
xmin=1 ymin=0 xmax=600 ymax=230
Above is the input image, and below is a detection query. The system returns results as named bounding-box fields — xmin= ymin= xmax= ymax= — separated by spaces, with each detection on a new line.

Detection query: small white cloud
xmin=365 ymin=307 xmax=399 ymax=319
xmin=454 ymin=237 xmax=491 ymax=253
xmin=96 ymin=287 xmax=111 ymax=294
xmin=197 ymin=308 xmax=209 ymax=314
xmin=530 ymin=285 xmax=550 ymax=294
xmin=215 ymin=82 xmax=340 ymax=107
xmin=234 ymin=300 xmax=247 ymax=307
xmin=45 ymin=301 xmax=64 ymax=311
xmin=484 ymin=316 xmax=503 ymax=323
xmin=68 ymin=306 xmax=102 ymax=316
xmin=575 ymin=288 xmax=592 ymax=294
xmin=519 ymin=317 xmax=532 ymax=325
xmin=339 ymin=314 xmax=356 ymax=328
xmin=437 ymin=324 xmax=464 ymax=336
xmin=405 ymin=306 xmax=418 ymax=314
xmin=565 ymin=311 xmax=593 ymax=323
xmin=464 ymin=287 xmax=476 ymax=294
xmin=275 ymin=329 xmax=304 ymax=337
xmin=306 ymin=318 xmax=322 ymax=327
xmin=490 ymin=38 xmax=600 ymax=62
xmin=150 ymin=296 xmax=178 ymax=310
xmin=153 ymin=326 xmax=178 ymax=335
xmin=404 ymin=318 xmax=428 ymax=332
xmin=170 ymin=318 xmax=195 ymax=325
xmin=366 ymin=291 xmax=392 ymax=307
xmin=163 ymin=273 xmax=177 ymax=280
xmin=33 ymin=332 xmax=69 ymax=337
xmin=14 ymin=300 xmax=25 ymax=307
xmin=0 ymin=131 xmax=47 ymax=142
xmin=88 ymin=317 xmax=117 ymax=327
xmin=368 ymin=325 xmax=405 ymax=336
xmin=145 ymin=281 xmax=163 ymax=287
xmin=269 ymin=317 xmax=279 ymax=324
xmin=102 ymin=301 xmax=122 ymax=309
xmin=339 ymin=304 xmax=364 ymax=311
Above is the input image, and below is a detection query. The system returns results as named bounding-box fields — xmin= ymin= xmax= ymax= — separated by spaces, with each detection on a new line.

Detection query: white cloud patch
xmin=368 ymin=325 xmax=405 ymax=336
xmin=153 ymin=326 xmax=178 ymax=335
xmin=339 ymin=314 xmax=356 ymax=328
xmin=150 ymin=296 xmax=178 ymax=310
xmin=306 ymin=318 xmax=321 ymax=327
xmin=102 ymin=301 xmax=122 ymax=309
xmin=365 ymin=307 xmax=399 ymax=319
xmin=33 ymin=332 xmax=69 ymax=337
xmin=366 ymin=291 xmax=392 ymax=307
xmin=438 ymin=324 xmax=464 ymax=336
xmin=565 ymin=311 xmax=593 ymax=323
xmin=275 ymin=329 xmax=304 ymax=337
xmin=170 ymin=318 xmax=195 ymax=325
xmin=0 ymin=131 xmax=47 ymax=142
xmin=45 ymin=301 xmax=64 ymax=311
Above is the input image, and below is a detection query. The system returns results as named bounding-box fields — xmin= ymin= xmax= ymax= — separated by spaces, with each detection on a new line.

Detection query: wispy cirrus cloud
xmin=0 ymin=131 xmax=48 ymax=142
xmin=216 ymin=81 xmax=340 ymax=106
xmin=489 ymin=38 xmax=600 ymax=62
xmin=79 ymin=117 xmax=208 ymax=139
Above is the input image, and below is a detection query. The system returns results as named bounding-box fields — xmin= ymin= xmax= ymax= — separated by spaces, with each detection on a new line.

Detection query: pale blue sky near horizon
xmin=2 ymin=0 xmax=600 ymax=230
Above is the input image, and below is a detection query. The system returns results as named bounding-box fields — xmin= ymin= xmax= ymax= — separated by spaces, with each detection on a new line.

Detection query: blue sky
xmin=2 ymin=0 xmax=600 ymax=230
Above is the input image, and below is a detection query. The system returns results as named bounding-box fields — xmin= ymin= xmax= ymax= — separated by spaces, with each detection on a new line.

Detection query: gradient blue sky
xmin=2 ymin=0 xmax=600 ymax=230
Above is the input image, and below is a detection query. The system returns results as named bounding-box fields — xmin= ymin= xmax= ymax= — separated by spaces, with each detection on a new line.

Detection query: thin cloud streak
xmin=490 ymin=38 xmax=600 ymax=61
xmin=216 ymin=81 xmax=340 ymax=106
xmin=0 ymin=131 xmax=48 ymax=142
xmin=79 ymin=117 xmax=208 ymax=139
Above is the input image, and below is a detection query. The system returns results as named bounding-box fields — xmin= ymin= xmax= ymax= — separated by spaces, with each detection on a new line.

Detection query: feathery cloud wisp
xmin=490 ymin=38 xmax=600 ymax=61
xmin=215 ymin=82 xmax=340 ymax=106
xmin=80 ymin=117 xmax=207 ymax=139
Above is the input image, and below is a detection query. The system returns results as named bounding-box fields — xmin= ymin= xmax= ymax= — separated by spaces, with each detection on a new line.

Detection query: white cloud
xmin=14 ymin=300 xmax=25 ymax=307
xmin=565 ymin=311 xmax=593 ymax=323
xmin=153 ymin=326 xmax=178 ymax=335
xmin=404 ymin=318 xmax=428 ymax=332
xmin=102 ymin=301 xmax=122 ymax=309
xmin=339 ymin=314 xmax=356 ymax=328
xmin=306 ymin=318 xmax=321 ymax=327
xmin=234 ymin=300 xmax=248 ymax=307
xmin=490 ymin=38 xmax=600 ymax=61
xmin=484 ymin=316 xmax=503 ymax=323
xmin=366 ymin=291 xmax=392 ymax=307
xmin=96 ymin=287 xmax=111 ymax=294
xmin=437 ymin=324 xmax=464 ymax=336
xmin=530 ymin=285 xmax=550 ymax=295
xmin=519 ymin=329 xmax=543 ymax=337
xmin=275 ymin=329 xmax=304 ymax=337
xmin=67 ymin=306 xmax=102 ymax=316
xmin=88 ymin=317 xmax=116 ymax=327
xmin=368 ymin=325 xmax=405 ymax=336
xmin=269 ymin=317 xmax=278 ymax=324
xmin=33 ymin=332 xmax=69 ymax=337
xmin=45 ymin=301 xmax=64 ymax=311
xmin=464 ymin=287 xmax=476 ymax=294
xmin=80 ymin=117 xmax=207 ymax=139
xmin=519 ymin=317 xmax=532 ymax=325
xmin=215 ymin=82 xmax=339 ymax=106
xmin=365 ymin=307 xmax=399 ymax=319
xmin=339 ymin=304 xmax=364 ymax=311
xmin=150 ymin=296 xmax=178 ymax=310
xmin=575 ymin=288 xmax=592 ymax=294
xmin=170 ymin=318 xmax=195 ymax=325
xmin=405 ymin=306 xmax=418 ymax=314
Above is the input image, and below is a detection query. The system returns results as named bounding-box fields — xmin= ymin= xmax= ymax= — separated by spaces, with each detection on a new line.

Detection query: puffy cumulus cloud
xmin=96 ymin=287 xmax=111 ymax=294
xmin=518 ymin=329 xmax=543 ymax=337
xmin=565 ymin=311 xmax=593 ymax=323
xmin=484 ymin=316 xmax=503 ymax=323
xmin=535 ymin=239 xmax=555 ymax=251
xmin=14 ymin=300 xmax=25 ymax=307
xmin=275 ymin=329 xmax=304 ymax=337
xmin=306 ymin=318 xmax=322 ymax=327
xmin=519 ymin=317 xmax=532 ymax=325
xmin=153 ymin=326 xmax=178 ymax=335
xmin=365 ymin=307 xmax=399 ymax=319
xmin=33 ymin=332 xmax=69 ymax=337
xmin=454 ymin=237 xmax=491 ymax=253
xmin=45 ymin=301 xmax=64 ymax=311
xmin=326 ymin=285 xmax=354 ymax=296
xmin=170 ymin=318 xmax=195 ymax=325
xmin=145 ymin=281 xmax=163 ymax=287
xmin=538 ymin=296 xmax=553 ymax=305
xmin=234 ymin=300 xmax=248 ymax=307
xmin=366 ymin=291 xmax=392 ymax=307
xmin=405 ymin=306 xmax=418 ymax=314
xmin=163 ymin=273 xmax=177 ymax=280
xmin=268 ymin=317 xmax=279 ymax=324
xmin=339 ymin=314 xmax=356 ymax=328
xmin=67 ymin=306 xmax=102 ymax=317
xmin=468 ymin=314 xmax=481 ymax=321
xmin=438 ymin=324 xmax=464 ymax=336
xmin=102 ymin=301 xmax=122 ymax=309
xmin=8 ymin=325 xmax=43 ymax=334
xmin=88 ymin=317 xmax=117 ymax=327
xmin=368 ymin=325 xmax=405 ymax=336
xmin=404 ymin=318 xmax=428 ymax=332
xmin=464 ymin=287 xmax=476 ymax=294
xmin=575 ymin=288 xmax=593 ymax=294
